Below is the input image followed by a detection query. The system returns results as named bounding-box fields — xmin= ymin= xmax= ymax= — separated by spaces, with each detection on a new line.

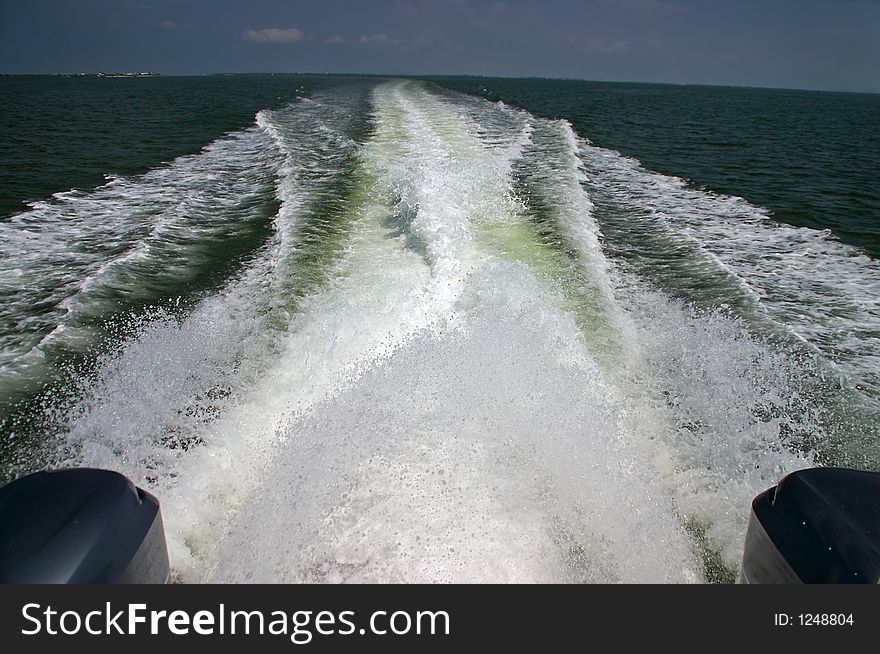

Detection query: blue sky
xmin=1 ymin=0 xmax=878 ymax=92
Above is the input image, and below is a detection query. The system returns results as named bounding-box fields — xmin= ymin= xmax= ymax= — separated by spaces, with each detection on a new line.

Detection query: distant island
xmin=97 ymin=73 xmax=159 ymax=77
xmin=95 ymin=72 xmax=161 ymax=78
xmin=0 ymin=72 xmax=161 ymax=78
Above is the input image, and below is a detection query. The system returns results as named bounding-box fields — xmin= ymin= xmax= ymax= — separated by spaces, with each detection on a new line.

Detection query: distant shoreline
xmin=0 ymin=72 xmax=160 ymax=78
xmin=1 ymin=72 xmax=876 ymax=96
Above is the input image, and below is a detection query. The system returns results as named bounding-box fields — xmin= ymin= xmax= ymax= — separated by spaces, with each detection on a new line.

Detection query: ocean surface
xmin=0 ymin=74 xmax=877 ymax=583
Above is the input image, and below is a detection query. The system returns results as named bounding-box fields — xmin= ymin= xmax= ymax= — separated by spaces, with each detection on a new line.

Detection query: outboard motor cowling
xmin=741 ymin=467 xmax=880 ymax=583
xmin=0 ymin=468 xmax=169 ymax=584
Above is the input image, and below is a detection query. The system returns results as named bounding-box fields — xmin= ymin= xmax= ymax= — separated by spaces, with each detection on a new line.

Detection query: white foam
xmin=576 ymin=141 xmax=880 ymax=404
xmin=420 ymin=86 xmax=849 ymax=570
xmin=44 ymin=80 xmax=871 ymax=584
xmin=0 ymin=124 xmax=281 ymax=396
xmin=615 ymin=282 xmax=818 ymax=566
xmin=209 ymin=261 xmax=702 ymax=583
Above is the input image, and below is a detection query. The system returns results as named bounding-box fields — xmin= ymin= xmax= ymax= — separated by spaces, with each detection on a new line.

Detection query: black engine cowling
xmin=741 ymin=467 xmax=880 ymax=583
xmin=0 ymin=468 xmax=169 ymax=584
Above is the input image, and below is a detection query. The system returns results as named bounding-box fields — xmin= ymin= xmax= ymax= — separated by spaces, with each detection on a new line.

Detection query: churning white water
xmin=15 ymin=80 xmax=872 ymax=583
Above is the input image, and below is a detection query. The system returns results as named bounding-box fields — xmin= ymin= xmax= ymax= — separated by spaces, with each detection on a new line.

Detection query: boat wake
xmin=3 ymin=80 xmax=876 ymax=582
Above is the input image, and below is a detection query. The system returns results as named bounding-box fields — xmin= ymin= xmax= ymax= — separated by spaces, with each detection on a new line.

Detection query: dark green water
xmin=0 ymin=74 xmax=365 ymax=219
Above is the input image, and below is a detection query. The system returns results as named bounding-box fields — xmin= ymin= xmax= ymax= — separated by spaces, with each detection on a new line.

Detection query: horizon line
xmin=2 ymin=70 xmax=877 ymax=96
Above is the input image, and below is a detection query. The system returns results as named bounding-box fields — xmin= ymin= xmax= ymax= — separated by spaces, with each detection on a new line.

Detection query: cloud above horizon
xmin=356 ymin=32 xmax=436 ymax=49
xmin=241 ymin=27 xmax=305 ymax=44
xmin=160 ymin=20 xmax=192 ymax=31
xmin=358 ymin=33 xmax=391 ymax=46
xmin=1 ymin=0 xmax=877 ymax=93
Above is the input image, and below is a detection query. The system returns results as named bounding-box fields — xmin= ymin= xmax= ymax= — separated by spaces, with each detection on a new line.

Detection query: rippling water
xmin=0 ymin=75 xmax=877 ymax=582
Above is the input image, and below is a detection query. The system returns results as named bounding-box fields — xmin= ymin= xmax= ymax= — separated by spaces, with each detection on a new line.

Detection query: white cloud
xmin=161 ymin=20 xmax=192 ymax=30
xmin=242 ymin=27 xmax=305 ymax=44
xmin=325 ymin=34 xmax=345 ymax=45
xmin=583 ymin=36 xmax=630 ymax=54
xmin=356 ymin=33 xmax=438 ymax=49
xmin=358 ymin=33 xmax=391 ymax=46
